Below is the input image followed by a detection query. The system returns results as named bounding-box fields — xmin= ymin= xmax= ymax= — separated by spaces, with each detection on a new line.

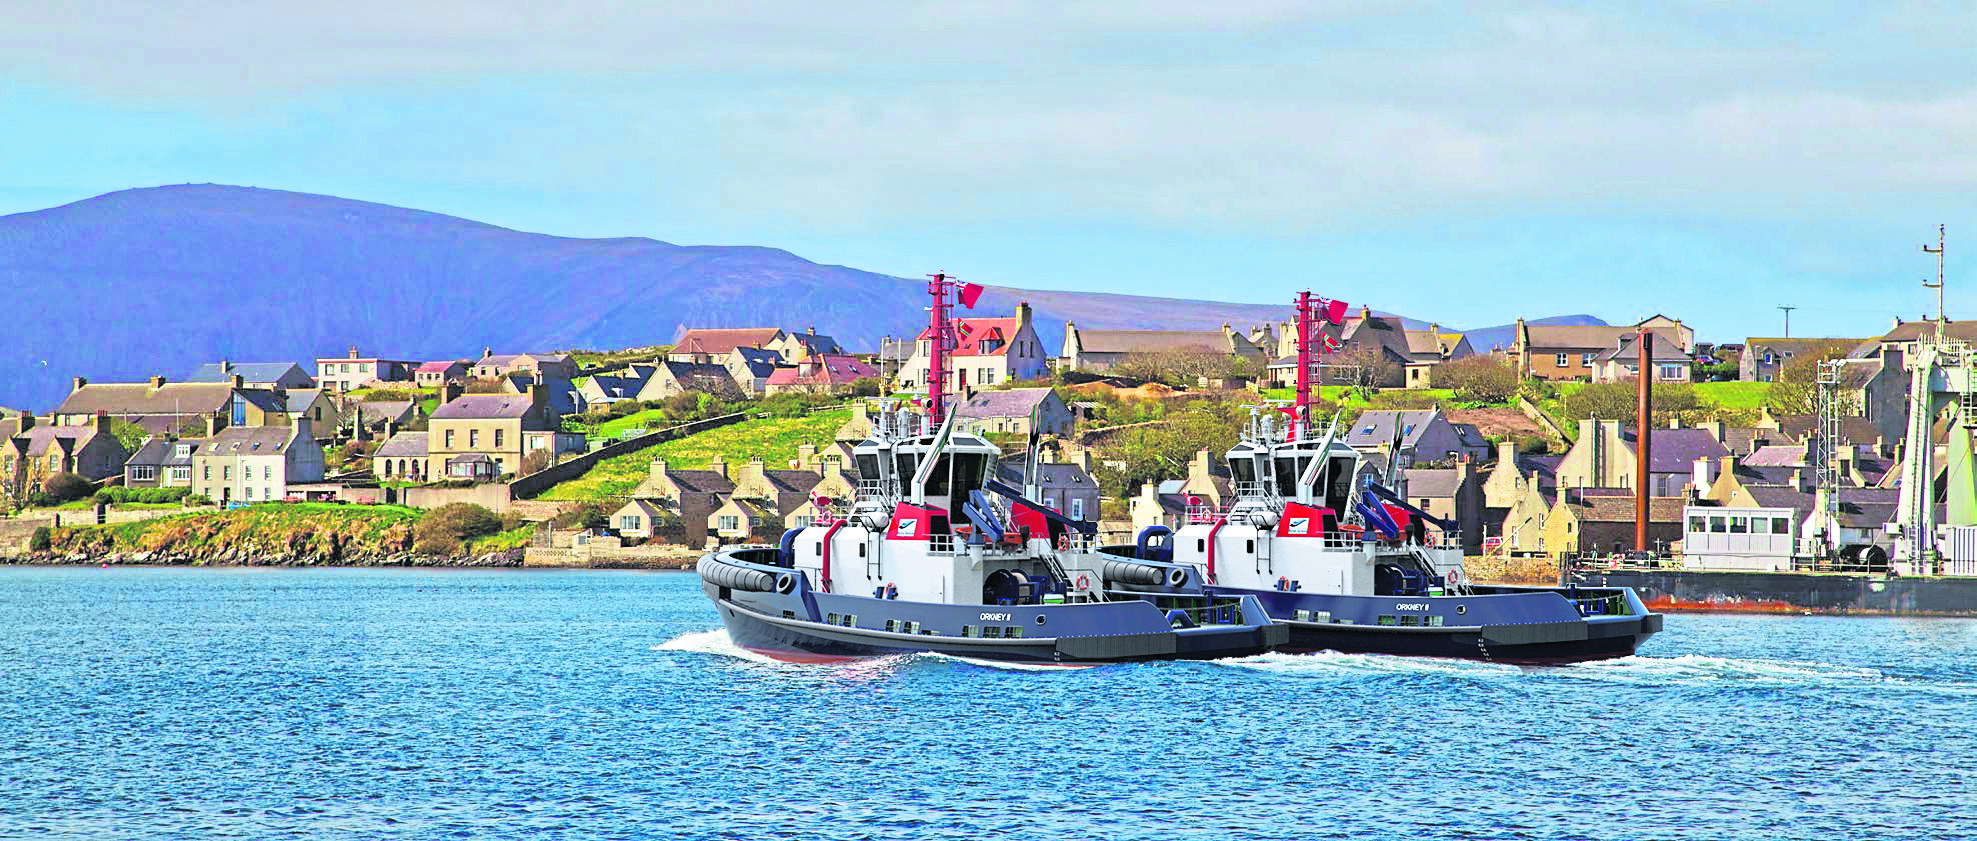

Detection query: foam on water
xmin=920 ymin=652 xmax=1100 ymax=672
xmin=1218 ymin=649 xmax=1523 ymax=680
xmin=654 ymin=629 xmax=786 ymax=665
xmin=1556 ymin=654 xmax=1886 ymax=687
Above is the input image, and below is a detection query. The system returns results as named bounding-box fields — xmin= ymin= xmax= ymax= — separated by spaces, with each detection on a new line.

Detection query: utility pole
xmin=1779 ymin=305 xmax=1796 ymax=338
xmin=1924 ymin=224 xmax=1946 ymax=341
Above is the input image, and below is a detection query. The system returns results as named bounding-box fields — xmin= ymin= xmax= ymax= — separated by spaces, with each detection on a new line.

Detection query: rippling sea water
xmin=0 ymin=567 xmax=1971 ymax=840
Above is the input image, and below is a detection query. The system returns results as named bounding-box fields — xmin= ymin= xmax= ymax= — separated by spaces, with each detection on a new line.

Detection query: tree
xmin=105 ymin=419 xmax=149 ymax=452
xmin=518 ymin=449 xmax=552 ymax=475
xmin=41 ymin=473 xmax=94 ymax=505
xmin=1766 ymin=340 xmax=1859 ymax=416
xmin=1112 ymin=350 xmax=1248 ymax=387
xmin=1560 ymin=381 xmax=1702 ymax=424
xmin=1330 ymin=346 xmax=1401 ymax=396
xmin=1436 ymin=355 xmax=1520 ymax=404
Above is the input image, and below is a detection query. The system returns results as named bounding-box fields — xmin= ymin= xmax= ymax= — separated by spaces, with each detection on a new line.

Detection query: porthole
xmin=1035 ymin=614 xmax=1047 ymax=626
xmin=1456 ymin=605 xmax=1466 ymax=615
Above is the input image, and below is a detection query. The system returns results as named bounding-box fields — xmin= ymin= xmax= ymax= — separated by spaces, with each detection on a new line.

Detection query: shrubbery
xmin=1436 ymin=356 xmax=1520 ymax=404
xmin=41 ymin=473 xmax=94 ymax=505
xmin=412 ymin=502 xmax=504 ymax=555
xmin=28 ymin=527 xmax=51 ymax=552
xmin=92 ymin=487 xmax=191 ymax=505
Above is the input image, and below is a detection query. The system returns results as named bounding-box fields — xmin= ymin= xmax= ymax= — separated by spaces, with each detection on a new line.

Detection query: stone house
xmin=186 ymin=361 xmax=315 ymax=390
xmin=628 ymin=456 xmax=738 ymax=546
xmin=1062 ymin=318 xmax=1265 ymax=376
xmin=953 ymin=387 xmax=1075 ymax=438
xmin=765 ymin=328 xmax=843 ymax=363
xmin=1 ymin=414 xmax=130 ymax=487
xmin=1591 ymin=332 xmax=1694 ymax=384
xmin=1342 ymin=409 xmax=1491 ymax=465
xmin=901 ymin=302 xmax=1054 ymax=392
xmin=372 ymin=431 xmax=431 ymax=482
xmin=1510 ymin=319 xmax=1688 ymax=381
xmin=124 ymin=437 xmax=200 ymax=488
xmin=315 ymin=348 xmax=418 ymax=393
xmin=640 ymin=360 xmax=743 ymax=401
xmin=1540 ymin=489 xmax=1686 ymax=557
xmin=609 ymin=498 xmax=674 ymax=540
xmin=668 ymin=328 xmax=787 ymax=365
xmin=1402 ymin=462 xmax=1485 ymax=554
xmin=724 ymin=348 xmax=784 ymax=396
xmin=1739 ymin=337 xmax=1861 ymax=383
xmin=53 ymin=376 xmax=274 ymax=436
xmin=1128 ymin=449 xmax=1233 ymax=533
xmin=1554 ymin=418 xmax=1730 ymax=497
xmin=1400 ymin=326 xmax=1476 ymax=388
xmin=189 ymin=421 xmax=325 ymax=505
xmin=709 ymin=496 xmax=783 ymax=542
xmin=1480 ymin=442 xmax=1557 ymax=554
xmin=997 ymin=452 xmax=1100 ymax=522
xmin=427 ymin=387 xmax=581 ymax=482
xmin=469 ymin=350 xmax=576 ymax=382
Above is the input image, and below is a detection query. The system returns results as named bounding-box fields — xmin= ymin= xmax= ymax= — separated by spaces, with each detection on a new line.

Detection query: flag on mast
xmin=1323 ymin=299 xmax=1349 ymax=325
xmin=958 ymin=282 xmax=985 ymax=309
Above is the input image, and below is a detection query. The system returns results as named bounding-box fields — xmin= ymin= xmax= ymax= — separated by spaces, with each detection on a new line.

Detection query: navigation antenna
xmin=1814 ymin=359 xmax=1843 ymax=563
xmin=1924 ymin=224 xmax=1946 ymax=342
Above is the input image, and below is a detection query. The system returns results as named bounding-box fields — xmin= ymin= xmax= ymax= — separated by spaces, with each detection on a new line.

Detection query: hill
xmin=0 ymin=184 xmax=1598 ymax=408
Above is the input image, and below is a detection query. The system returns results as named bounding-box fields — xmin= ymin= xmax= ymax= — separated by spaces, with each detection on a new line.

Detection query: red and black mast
xmin=923 ymin=272 xmax=982 ymax=427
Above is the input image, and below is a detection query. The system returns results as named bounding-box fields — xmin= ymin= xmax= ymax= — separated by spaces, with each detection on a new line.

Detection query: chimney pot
xmin=72 ymin=376 xmax=88 ymax=392
xmin=349 ymin=346 xmax=360 ymax=359
xmin=230 ymin=374 xmax=245 ymax=389
xmin=149 ymin=375 xmax=167 ymax=389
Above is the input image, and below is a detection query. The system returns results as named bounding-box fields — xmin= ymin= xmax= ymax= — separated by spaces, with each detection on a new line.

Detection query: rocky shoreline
xmin=3 ymin=547 xmax=529 ymax=567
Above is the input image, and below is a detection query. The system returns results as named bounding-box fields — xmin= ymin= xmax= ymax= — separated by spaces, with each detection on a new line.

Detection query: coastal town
xmin=3 ymin=297 xmax=1970 ymax=593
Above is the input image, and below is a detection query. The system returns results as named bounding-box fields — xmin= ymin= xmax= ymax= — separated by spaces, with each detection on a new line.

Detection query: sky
xmin=2 ymin=1 xmax=1973 ymax=342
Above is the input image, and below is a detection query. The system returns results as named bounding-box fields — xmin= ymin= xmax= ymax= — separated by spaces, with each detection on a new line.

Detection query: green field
xmin=1692 ymin=381 xmax=1770 ymax=408
xmin=537 ymin=410 xmax=851 ymax=501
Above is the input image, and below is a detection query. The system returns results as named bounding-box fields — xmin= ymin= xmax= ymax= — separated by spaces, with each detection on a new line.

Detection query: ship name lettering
xmin=980 ymin=612 xmax=1013 ymax=621
xmin=1396 ymin=603 xmax=1431 ymax=611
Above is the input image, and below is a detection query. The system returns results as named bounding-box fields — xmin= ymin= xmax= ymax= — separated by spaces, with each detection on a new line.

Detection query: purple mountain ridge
xmin=0 ymin=185 xmax=1605 ymax=409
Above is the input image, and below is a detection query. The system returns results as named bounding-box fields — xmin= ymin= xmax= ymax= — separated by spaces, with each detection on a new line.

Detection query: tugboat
xmin=696 ymin=274 xmax=1286 ymax=665
xmin=1102 ymin=291 xmax=1662 ymax=663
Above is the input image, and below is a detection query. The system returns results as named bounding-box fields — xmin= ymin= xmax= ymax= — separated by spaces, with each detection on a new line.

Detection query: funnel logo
xmin=896 ymin=519 xmax=917 ymax=537
xmin=1288 ymin=517 xmax=1310 ymax=535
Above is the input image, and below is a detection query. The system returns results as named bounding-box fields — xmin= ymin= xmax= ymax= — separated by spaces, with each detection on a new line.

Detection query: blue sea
xmin=0 ymin=567 xmax=1970 ymax=841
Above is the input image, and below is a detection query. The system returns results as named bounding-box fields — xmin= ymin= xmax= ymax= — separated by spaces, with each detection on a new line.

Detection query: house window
xmin=494 ymin=429 xmax=504 ymax=449
xmin=1044 ymin=495 xmax=1057 ymax=512
xmin=1581 ymin=353 xmax=1594 ymax=366
xmin=469 ymin=430 xmax=479 ymax=448
xmin=222 ymin=466 xmax=231 ymax=480
xmin=445 ymin=429 xmax=455 ymax=448
xmin=245 ymin=486 xmax=254 ymax=500
xmin=619 ymin=515 xmax=640 ymax=531
xmin=170 ymin=466 xmax=190 ymax=482
xmin=203 ymin=465 xmax=211 ymax=480
xmin=1555 ymin=353 xmax=1569 ymax=367
xmin=263 ymin=466 xmax=272 ymax=480
xmin=794 ymin=516 xmax=813 ymax=528
xmin=718 ymin=515 xmax=740 ymax=531
xmin=1659 ymin=364 xmax=1684 ymax=380
xmin=1070 ymin=498 xmax=1085 ymax=520
xmin=131 ymin=465 xmax=157 ymax=481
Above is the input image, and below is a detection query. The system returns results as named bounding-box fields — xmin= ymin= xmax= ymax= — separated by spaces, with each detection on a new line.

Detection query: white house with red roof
xmin=896 ymin=302 xmax=1052 ymax=393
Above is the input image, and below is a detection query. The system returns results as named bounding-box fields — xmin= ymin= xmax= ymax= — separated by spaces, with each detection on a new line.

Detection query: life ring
xmin=1075 ymin=574 xmax=1091 ymax=591
xmin=1445 ymin=568 xmax=1461 ymax=586
xmin=884 ymin=582 xmax=898 ymax=600
xmin=1277 ymin=576 xmax=1290 ymax=591
xmin=1056 ymin=533 xmax=1069 ymax=551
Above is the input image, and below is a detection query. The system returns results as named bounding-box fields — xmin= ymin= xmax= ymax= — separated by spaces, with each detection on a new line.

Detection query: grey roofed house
xmin=1342 ymin=409 xmax=1490 ymax=463
xmin=185 ymin=361 xmax=314 ymax=388
xmin=1742 ymin=445 xmax=1806 ymax=467
xmin=1403 ymin=467 xmax=1462 ymax=498
xmin=956 ymin=387 xmax=1053 ymax=419
xmin=236 ymin=389 xmax=286 ymax=414
xmin=56 ymin=382 xmax=236 ymax=417
xmin=1073 ymin=329 xmax=1233 ymax=355
xmin=669 ymin=470 xmax=735 ymax=495
xmin=373 ymin=431 xmax=429 ymax=458
xmin=200 ymin=425 xmax=299 ymax=455
xmin=1597 ymin=332 xmax=1694 ymax=364
xmin=1769 ymin=414 xmax=1882 ymax=447
xmin=355 ymin=400 xmax=416 ymax=426
xmin=728 ymin=347 xmax=782 ymax=379
xmin=1629 ymin=427 xmax=1732 ymax=474
xmin=430 ymin=394 xmax=539 ymax=421
xmin=1745 ymin=485 xmax=1900 ymax=528
xmin=1729 ymin=463 xmax=1798 ymax=487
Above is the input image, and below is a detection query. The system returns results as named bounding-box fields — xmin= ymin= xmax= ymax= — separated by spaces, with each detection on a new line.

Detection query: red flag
xmin=957 ymin=282 xmax=985 ymax=309
xmin=1323 ymin=298 xmax=1349 ymax=325
xmin=1321 ymin=334 xmax=1342 ymax=352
